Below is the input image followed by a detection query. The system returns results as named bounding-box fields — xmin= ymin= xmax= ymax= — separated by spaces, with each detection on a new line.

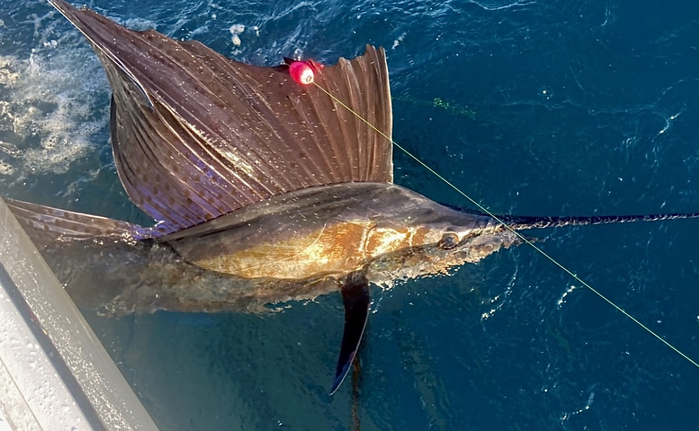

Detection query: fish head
xmin=365 ymin=198 xmax=521 ymax=285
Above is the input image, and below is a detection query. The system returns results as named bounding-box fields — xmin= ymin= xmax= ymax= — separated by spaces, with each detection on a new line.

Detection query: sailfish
xmin=7 ymin=0 xmax=699 ymax=393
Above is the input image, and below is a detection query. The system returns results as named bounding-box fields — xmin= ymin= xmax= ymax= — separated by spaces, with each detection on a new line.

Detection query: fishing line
xmin=313 ymin=81 xmax=699 ymax=369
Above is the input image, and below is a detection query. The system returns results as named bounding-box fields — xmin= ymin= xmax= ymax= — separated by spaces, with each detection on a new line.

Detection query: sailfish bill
xmin=6 ymin=0 xmax=699 ymax=394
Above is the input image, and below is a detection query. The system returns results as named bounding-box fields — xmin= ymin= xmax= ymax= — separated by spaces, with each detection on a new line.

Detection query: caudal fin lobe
xmin=4 ymin=198 xmax=151 ymax=247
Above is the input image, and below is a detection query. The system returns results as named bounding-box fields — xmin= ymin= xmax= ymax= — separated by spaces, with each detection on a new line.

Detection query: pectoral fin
xmin=330 ymin=271 xmax=370 ymax=395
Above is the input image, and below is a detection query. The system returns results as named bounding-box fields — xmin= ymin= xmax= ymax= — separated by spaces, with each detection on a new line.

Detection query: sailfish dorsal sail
xmin=52 ymin=0 xmax=393 ymax=234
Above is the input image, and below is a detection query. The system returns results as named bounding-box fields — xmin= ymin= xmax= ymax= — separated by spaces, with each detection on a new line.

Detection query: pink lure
xmin=289 ymin=61 xmax=315 ymax=85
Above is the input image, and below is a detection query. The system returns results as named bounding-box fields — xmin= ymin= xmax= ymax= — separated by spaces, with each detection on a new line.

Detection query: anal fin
xmin=330 ymin=271 xmax=370 ymax=395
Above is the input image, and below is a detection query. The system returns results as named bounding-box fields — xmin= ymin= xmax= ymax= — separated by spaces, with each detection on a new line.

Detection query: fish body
xmin=11 ymin=181 xmax=518 ymax=314
xmin=12 ymin=0 xmax=508 ymax=308
xmin=165 ymin=182 xmax=500 ymax=281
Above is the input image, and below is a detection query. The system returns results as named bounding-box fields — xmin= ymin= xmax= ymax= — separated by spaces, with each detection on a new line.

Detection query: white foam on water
xmin=229 ymin=23 xmax=245 ymax=34
xmin=0 ymin=38 xmax=109 ymax=178
xmin=121 ymin=17 xmax=158 ymax=31
xmin=0 ymin=161 xmax=12 ymax=176
xmin=468 ymin=0 xmax=535 ymax=11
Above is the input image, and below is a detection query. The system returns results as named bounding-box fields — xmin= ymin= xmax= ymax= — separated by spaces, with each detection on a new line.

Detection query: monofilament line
xmin=313 ymin=81 xmax=699 ymax=369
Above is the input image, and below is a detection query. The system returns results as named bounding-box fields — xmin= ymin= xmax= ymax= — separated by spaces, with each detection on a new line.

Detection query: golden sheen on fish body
xmin=196 ymin=220 xmax=385 ymax=279
xmin=6 ymin=0 xmax=699 ymax=395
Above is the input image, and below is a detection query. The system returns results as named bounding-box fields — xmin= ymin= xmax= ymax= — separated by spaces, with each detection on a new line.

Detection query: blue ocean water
xmin=1 ymin=0 xmax=699 ymax=429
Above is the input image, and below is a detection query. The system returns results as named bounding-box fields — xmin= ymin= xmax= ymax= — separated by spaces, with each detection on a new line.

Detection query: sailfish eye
xmin=438 ymin=232 xmax=459 ymax=250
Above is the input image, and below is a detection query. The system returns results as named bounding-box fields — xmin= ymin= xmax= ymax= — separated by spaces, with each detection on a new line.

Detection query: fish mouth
xmin=455 ymin=229 xmax=524 ymax=261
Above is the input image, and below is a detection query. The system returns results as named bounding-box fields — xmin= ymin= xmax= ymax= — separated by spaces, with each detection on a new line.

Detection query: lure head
xmin=289 ymin=61 xmax=315 ymax=85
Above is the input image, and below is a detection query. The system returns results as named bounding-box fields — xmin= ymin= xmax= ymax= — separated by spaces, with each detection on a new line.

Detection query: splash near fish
xmin=6 ymin=0 xmax=699 ymax=394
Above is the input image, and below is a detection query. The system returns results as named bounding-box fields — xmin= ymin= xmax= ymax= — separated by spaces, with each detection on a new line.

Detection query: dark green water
xmin=1 ymin=0 xmax=698 ymax=429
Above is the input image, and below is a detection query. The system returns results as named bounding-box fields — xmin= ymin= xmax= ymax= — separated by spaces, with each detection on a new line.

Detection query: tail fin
xmin=5 ymin=198 xmax=152 ymax=247
xmin=499 ymin=212 xmax=699 ymax=230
